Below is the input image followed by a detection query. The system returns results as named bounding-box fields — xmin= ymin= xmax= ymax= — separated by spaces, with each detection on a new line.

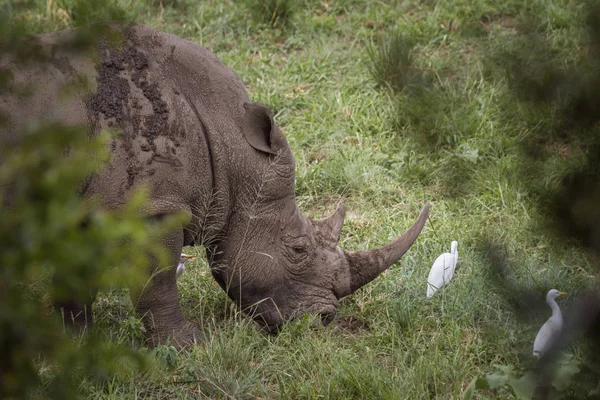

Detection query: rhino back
xmin=1 ymin=23 xmax=249 ymax=228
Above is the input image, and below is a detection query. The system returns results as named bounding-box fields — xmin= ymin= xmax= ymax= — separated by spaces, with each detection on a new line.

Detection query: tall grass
xmin=244 ymin=0 xmax=297 ymax=29
xmin=366 ymin=28 xmax=417 ymax=93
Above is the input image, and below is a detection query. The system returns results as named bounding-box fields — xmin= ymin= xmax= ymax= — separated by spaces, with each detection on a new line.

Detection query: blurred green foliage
xmin=0 ymin=123 xmax=179 ymax=398
xmin=0 ymin=0 xmax=138 ymax=39
xmin=0 ymin=2 xmax=179 ymax=397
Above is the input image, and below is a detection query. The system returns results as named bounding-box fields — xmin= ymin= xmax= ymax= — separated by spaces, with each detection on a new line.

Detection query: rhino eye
xmin=292 ymin=245 xmax=306 ymax=254
xmin=282 ymin=236 xmax=312 ymax=263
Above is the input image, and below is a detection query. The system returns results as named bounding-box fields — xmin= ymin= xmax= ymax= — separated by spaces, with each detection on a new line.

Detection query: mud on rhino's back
xmin=1 ymin=23 xmax=249 ymax=212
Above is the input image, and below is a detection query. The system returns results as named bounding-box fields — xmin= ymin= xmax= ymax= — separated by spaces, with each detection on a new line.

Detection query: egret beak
xmin=182 ymin=254 xmax=196 ymax=259
xmin=558 ymin=291 xmax=567 ymax=296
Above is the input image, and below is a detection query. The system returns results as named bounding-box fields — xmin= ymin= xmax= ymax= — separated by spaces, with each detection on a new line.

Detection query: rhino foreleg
xmin=53 ymin=293 xmax=95 ymax=332
xmin=131 ymin=228 xmax=203 ymax=348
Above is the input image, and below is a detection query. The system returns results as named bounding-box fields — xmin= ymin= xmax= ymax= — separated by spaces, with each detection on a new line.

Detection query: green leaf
xmin=496 ymin=364 xmax=516 ymax=376
xmin=554 ymin=352 xmax=573 ymax=364
xmin=548 ymin=387 xmax=565 ymax=400
xmin=463 ymin=376 xmax=489 ymax=400
xmin=552 ymin=362 xmax=580 ymax=391
xmin=508 ymin=371 xmax=537 ymax=400
xmin=487 ymin=372 xmax=508 ymax=389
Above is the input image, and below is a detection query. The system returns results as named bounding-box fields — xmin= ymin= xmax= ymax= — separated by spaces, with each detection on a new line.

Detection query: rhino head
xmin=207 ymin=103 xmax=429 ymax=332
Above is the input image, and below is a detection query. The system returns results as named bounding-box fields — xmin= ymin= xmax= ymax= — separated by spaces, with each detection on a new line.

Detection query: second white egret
xmin=533 ymin=289 xmax=567 ymax=358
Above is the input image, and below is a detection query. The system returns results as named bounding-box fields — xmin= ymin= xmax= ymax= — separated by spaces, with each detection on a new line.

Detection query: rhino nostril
xmin=265 ymin=324 xmax=280 ymax=335
xmin=320 ymin=312 xmax=335 ymax=326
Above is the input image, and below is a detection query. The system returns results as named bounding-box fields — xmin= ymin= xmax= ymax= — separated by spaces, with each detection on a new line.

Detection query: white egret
xmin=426 ymin=241 xmax=458 ymax=298
xmin=176 ymin=253 xmax=196 ymax=280
xmin=533 ymin=289 xmax=567 ymax=358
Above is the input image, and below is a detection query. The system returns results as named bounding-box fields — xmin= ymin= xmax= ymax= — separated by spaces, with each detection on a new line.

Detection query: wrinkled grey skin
xmin=0 ymin=23 xmax=429 ymax=347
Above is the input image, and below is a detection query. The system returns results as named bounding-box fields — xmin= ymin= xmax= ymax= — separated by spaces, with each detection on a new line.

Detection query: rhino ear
xmin=242 ymin=103 xmax=282 ymax=155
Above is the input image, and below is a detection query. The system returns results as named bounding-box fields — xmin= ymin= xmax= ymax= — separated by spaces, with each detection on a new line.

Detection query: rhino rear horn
xmin=314 ymin=204 xmax=346 ymax=247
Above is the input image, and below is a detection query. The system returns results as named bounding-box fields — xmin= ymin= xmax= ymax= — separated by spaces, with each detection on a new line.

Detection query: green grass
xmin=6 ymin=0 xmax=600 ymax=398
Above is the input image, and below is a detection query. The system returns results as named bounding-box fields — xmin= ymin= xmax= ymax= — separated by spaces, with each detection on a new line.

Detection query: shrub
xmin=366 ymin=28 xmax=418 ymax=93
xmin=0 ymin=118 xmax=189 ymax=397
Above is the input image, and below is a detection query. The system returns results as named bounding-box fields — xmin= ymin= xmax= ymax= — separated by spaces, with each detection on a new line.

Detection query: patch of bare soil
xmin=332 ymin=314 xmax=370 ymax=335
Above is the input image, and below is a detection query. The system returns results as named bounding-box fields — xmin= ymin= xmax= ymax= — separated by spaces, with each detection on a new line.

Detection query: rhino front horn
xmin=340 ymin=202 xmax=430 ymax=296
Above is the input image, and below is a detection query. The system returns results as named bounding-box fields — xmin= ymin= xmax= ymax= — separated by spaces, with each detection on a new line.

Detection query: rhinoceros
xmin=0 ymin=23 xmax=429 ymax=347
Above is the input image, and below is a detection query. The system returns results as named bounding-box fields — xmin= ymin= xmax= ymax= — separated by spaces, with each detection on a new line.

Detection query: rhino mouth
xmin=256 ymin=306 xmax=337 ymax=334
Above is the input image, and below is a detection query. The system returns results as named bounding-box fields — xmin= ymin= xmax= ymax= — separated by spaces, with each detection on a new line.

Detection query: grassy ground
xmin=6 ymin=0 xmax=600 ymax=398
